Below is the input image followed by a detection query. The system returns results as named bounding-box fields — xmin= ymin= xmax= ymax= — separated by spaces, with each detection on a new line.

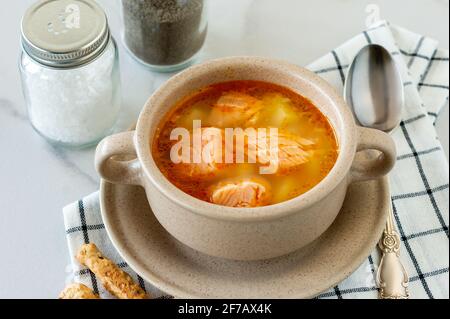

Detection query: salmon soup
xmin=152 ymin=80 xmax=338 ymax=207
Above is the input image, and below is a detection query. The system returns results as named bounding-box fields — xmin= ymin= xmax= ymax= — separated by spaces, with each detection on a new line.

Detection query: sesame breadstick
xmin=59 ymin=283 xmax=100 ymax=299
xmin=76 ymin=243 xmax=148 ymax=299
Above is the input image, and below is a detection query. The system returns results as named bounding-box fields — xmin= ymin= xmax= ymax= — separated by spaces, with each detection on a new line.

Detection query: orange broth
xmin=152 ymin=80 xmax=338 ymax=206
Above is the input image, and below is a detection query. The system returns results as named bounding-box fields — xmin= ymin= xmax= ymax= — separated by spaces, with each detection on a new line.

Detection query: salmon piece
xmin=209 ymin=177 xmax=272 ymax=207
xmin=172 ymin=127 xmax=226 ymax=180
xmin=208 ymin=92 xmax=262 ymax=127
xmin=251 ymin=131 xmax=315 ymax=174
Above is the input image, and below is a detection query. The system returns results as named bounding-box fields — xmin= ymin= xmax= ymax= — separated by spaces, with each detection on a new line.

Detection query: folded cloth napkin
xmin=63 ymin=20 xmax=449 ymax=299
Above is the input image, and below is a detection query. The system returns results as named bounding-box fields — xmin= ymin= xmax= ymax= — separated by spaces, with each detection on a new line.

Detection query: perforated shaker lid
xmin=21 ymin=0 xmax=110 ymax=68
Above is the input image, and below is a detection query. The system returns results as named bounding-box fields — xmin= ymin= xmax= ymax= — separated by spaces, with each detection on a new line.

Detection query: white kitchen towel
xmin=63 ymin=21 xmax=449 ymax=299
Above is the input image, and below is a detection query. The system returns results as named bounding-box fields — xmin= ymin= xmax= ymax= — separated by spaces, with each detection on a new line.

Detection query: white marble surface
xmin=0 ymin=0 xmax=448 ymax=298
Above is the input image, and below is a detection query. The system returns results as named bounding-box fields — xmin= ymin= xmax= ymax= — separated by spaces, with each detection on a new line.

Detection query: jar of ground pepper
xmin=121 ymin=0 xmax=208 ymax=72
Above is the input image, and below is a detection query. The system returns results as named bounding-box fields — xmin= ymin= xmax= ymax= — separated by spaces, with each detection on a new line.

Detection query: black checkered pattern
xmin=64 ymin=193 xmax=167 ymax=299
xmin=63 ymin=21 xmax=449 ymax=299
xmin=308 ymin=21 xmax=449 ymax=299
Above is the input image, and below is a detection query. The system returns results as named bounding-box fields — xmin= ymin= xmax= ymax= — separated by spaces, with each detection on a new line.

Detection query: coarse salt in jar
xmin=19 ymin=0 xmax=121 ymax=148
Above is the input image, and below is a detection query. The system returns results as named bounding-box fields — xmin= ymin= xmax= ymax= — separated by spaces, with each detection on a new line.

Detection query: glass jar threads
xmin=19 ymin=0 xmax=121 ymax=148
xmin=121 ymin=0 xmax=208 ymax=72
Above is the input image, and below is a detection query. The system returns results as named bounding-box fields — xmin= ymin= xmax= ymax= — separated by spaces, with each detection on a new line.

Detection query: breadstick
xmin=76 ymin=243 xmax=148 ymax=299
xmin=59 ymin=283 xmax=100 ymax=299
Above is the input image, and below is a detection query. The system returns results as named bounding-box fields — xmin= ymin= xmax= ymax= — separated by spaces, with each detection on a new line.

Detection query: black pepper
xmin=122 ymin=0 xmax=207 ymax=69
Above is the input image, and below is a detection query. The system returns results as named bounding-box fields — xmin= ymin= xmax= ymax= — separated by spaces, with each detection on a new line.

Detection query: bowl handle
xmin=95 ymin=131 xmax=142 ymax=186
xmin=350 ymin=126 xmax=396 ymax=183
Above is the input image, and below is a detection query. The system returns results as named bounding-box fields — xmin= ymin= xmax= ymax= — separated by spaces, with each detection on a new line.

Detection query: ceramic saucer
xmin=100 ymin=177 xmax=388 ymax=298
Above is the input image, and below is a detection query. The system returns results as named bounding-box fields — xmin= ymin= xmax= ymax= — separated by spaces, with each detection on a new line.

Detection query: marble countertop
xmin=0 ymin=0 xmax=448 ymax=298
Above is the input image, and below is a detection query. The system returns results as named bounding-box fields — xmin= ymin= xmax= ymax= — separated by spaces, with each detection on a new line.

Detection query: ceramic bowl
xmin=95 ymin=56 xmax=396 ymax=260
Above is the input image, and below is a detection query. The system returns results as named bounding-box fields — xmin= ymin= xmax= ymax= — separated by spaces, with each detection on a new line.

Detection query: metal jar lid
xmin=21 ymin=0 xmax=110 ymax=68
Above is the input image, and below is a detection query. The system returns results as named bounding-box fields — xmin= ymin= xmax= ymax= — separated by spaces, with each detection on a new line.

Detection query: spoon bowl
xmin=344 ymin=44 xmax=404 ymax=132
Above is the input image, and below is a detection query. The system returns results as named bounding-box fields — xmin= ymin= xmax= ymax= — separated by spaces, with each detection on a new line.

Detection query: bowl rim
xmin=135 ymin=56 xmax=357 ymax=222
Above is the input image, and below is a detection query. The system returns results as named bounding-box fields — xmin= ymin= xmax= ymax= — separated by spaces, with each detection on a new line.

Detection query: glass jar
xmin=121 ymin=0 xmax=208 ymax=72
xmin=19 ymin=0 xmax=121 ymax=148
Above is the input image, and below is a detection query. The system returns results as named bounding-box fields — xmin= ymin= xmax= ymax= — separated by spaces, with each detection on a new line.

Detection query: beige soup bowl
xmin=95 ymin=57 xmax=396 ymax=261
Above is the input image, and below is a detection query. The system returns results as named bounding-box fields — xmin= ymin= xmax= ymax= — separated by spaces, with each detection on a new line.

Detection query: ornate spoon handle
xmin=376 ymin=193 xmax=409 ymax=299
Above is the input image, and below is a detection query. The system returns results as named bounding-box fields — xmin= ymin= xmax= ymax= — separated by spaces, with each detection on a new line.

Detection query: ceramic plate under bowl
xmin=100 ymin=177 xmax=388 ymax=298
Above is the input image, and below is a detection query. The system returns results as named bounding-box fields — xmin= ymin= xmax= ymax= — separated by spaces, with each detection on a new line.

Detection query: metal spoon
xmin=345 ymin=44 xmax=409 ymax=299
